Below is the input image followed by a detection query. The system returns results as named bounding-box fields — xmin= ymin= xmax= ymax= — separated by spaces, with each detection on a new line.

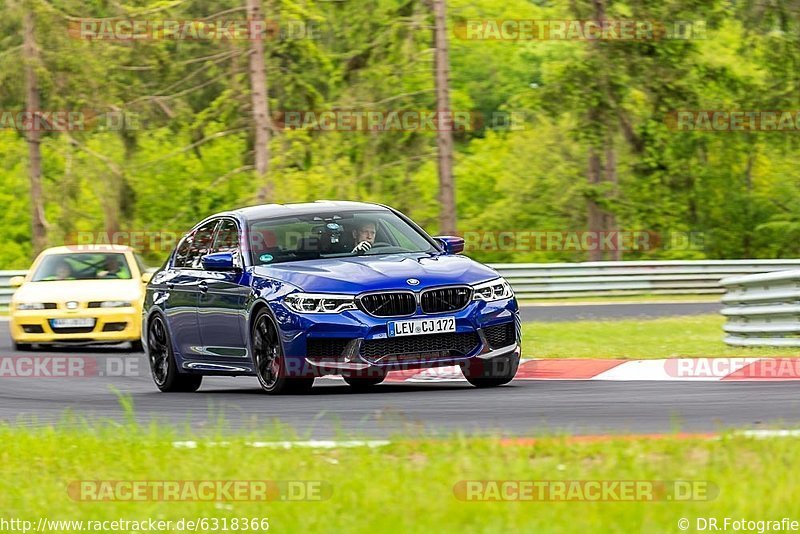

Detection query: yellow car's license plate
xmin=50 ymin=318 xmax=96 ymax=328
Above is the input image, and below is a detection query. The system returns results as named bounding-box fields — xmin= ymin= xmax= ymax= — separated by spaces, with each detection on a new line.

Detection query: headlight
xmin=472 ymin=278 xmax=514 ymax=301
xmin=284 ymin=293 xmax=357 ymax=314
xmin=99 ymin=301 xmax=133 ymax=308
xmin=15 ymin=302 xmax=46 ymax=310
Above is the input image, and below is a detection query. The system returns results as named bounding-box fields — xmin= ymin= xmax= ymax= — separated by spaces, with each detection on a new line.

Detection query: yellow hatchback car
xmin=9 ymin=245 xmax=150 ymax=351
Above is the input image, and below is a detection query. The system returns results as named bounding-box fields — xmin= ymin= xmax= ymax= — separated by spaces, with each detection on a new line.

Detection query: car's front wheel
xmin=147 ymin=315 xmax=202 ymax=392
xmin=460 ymin=352 xmax=520 ymax=388
xmin=252 ymin=309 xmax=314 ymax=395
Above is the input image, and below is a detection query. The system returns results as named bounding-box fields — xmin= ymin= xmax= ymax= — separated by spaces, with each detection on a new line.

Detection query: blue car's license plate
xmin=387 ymin=316 xmax=456 ymax=337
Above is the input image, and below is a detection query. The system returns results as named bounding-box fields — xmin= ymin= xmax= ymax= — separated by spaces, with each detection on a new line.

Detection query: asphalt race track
xmin=518 ymin=301 xmax=722 ymax=322
xmin=3 ymin=310 xmax=799 ymax=439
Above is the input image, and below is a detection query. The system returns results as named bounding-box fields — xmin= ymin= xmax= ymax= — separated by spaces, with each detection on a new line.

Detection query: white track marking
xmin=173 ymin=439 xmax=390 ymax=449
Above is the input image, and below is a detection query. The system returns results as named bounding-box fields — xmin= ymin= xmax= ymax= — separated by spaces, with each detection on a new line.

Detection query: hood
xmin=13 ymin=279 xmax=144 ymax=304
xmin=252 ymin=253 xmax=499 ymax=293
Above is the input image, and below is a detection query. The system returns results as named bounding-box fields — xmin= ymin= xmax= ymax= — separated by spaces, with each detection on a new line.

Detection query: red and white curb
xmin=380 ymin=357 xmax=800 ymax=383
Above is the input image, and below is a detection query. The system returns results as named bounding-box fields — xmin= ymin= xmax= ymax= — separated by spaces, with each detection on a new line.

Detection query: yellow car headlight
xmin=16 ymin=302 xmax=47 ymax=311
xmin=98 ymin=301 xmax=134 ymax=308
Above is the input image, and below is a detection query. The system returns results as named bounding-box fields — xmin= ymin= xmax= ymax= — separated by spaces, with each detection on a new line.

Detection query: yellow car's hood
xmin=13 ymin=279 xmax=143 ymax=305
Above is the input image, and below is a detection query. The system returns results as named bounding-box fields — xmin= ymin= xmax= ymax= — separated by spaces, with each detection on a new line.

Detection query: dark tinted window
xmin=213 ymin=219 xmax=240 ymax=253
xmin=173 ymin=220 xmax=219 ymax=269
xmin=247 ymin=210 xmax=436 ymax=265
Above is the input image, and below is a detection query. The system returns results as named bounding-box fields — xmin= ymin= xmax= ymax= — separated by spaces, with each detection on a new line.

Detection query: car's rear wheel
xmin=252 ymin=309 xmax=314 ymax=395
xmin=12 ymin=341 xmax=32 ymax=352
xmin=460 ymin=352 xmax=520 ymax=388
xmin=147 ymin=315 xmax=202 ymax=392
xmin=343 ymin=372 xmax=386 ymax=390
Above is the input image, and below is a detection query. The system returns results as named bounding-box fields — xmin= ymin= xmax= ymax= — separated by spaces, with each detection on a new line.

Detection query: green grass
xmin=1 ymin=423 xmax=799 ymax=532
xmin=522 ymin=314 xmax=800 ymax=359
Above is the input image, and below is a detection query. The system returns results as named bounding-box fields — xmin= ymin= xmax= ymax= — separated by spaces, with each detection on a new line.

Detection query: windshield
xmin=31 ymin=253 xmax=132 ymax=281
xmin=247 ymin=210 xmax=437 ymax=265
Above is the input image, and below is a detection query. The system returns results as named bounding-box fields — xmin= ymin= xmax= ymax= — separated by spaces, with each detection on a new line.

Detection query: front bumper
xmin=10 ymin=307 xmax=142 ymax=344
xmin=275 ymin=297 xmax=520 ymax=374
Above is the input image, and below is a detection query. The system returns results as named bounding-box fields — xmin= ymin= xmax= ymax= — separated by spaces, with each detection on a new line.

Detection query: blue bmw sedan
xmin=142 ymin=201 xmax=520 ymax=394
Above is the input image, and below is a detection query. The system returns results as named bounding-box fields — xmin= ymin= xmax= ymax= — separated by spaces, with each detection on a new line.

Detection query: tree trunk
xmin=102 ymin=179 xmax=122 ymax=238
xmin=23 ymin=6 xmax=47 ymax=255
xmin=248 ymin=0 xmax=272 ymax=203
xmin=604 ymin=134 xmax=620 ymax=260
xmin=585 ymin=0 xmax=619 ymax=261
xmin=433 ymin=0 xmax=456 ymax=234
xmin=586 ymin=147 xmax=604 ymax=261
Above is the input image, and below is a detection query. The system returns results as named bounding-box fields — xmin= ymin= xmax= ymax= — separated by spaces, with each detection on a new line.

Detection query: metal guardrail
xmin=491 ymin=260 xmax=800 ymax=299
xmin=721 ymin=269 xmax=800 ymax=347
xmin=0 ymin=271 xmax=27 ymax=310
xmin=2 ymin=261 xmax=800 ymax=309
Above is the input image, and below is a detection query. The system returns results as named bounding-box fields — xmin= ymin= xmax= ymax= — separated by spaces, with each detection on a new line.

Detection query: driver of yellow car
xmin=97 ymin=255 xmax=131 ymax=279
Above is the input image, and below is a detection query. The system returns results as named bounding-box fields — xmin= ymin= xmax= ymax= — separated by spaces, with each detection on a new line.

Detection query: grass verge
xmin=1 ymin=423 xmax=798 ymax=532
xmin=522 ymin=314 xmax=800 ymax=359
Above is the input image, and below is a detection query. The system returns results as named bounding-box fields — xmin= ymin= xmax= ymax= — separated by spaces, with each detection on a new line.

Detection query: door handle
xmin=198 ymin=281 xmax=208 ymax=293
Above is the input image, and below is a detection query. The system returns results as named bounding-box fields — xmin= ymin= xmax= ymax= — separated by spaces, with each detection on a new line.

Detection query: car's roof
xmin=229 ymin=201 xmax=391 ymax=221
xmin=41 ymin=245 xmax=134 ymax=254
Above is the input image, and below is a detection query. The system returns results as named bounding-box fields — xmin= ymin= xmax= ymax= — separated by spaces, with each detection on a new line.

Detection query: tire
xmin=343 ymin=372 xmax=386 ymax=390
xmin=13 ymin=341 xmax=32 ymax=352
xmin=251 ymin=308 xmax=314 ymax=395
xmin=130 ymin=340 xmax=144 ymax=353
xmin=460 ymin=352 xmax=520 ymax=388
xmin=147 ymin=314 xmax=202 ymax=392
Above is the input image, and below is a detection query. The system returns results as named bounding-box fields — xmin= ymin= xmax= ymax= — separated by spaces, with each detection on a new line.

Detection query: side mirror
xmin=141 ymin=272 xmax=153 ymax=284
xmin=201 ymin=252 xmax=238 ymax=271
xmin=434 ymin=236 xmax=465 ymax=255
xmin=9 ymin=276 xmax=25 ymax=288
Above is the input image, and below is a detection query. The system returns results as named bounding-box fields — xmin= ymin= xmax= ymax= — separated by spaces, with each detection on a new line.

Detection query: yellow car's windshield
xmin=31 ymin=253 xmax=132 ymax=281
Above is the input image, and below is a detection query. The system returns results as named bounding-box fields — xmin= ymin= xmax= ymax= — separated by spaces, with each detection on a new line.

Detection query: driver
xmin=98 ymin=256 xmax=128 ymax=278
xmin=54 ymin=260 xmax=74 ymax=280
xmin=351 ymin=220 xmax=376 ymax=255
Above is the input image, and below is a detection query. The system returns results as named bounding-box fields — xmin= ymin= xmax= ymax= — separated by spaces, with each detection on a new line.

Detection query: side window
xmin=212 ymin=219 xmax=240 ymax=254
xmin=173 ymin=234 xmax=193 ymax=268
xmin=173 ymin=220 xmax=219 ymax=269
xmin=134 ymin=253 xmax=149 ymax=275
